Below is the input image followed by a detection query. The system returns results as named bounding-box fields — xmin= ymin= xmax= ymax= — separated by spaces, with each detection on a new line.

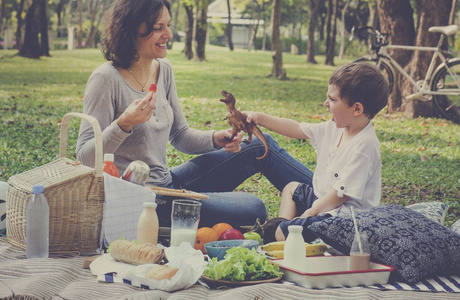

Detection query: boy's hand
xmin=243 ymin=111 xmax=259 ymax=124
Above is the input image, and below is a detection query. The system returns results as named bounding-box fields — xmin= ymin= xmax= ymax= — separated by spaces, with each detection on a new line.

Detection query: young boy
xmin=247 ymin=62 xmax=389 ymax=242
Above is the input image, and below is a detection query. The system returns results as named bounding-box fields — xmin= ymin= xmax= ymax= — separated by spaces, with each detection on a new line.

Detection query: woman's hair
xmin=329 ymin=62 xmax=389 ymax=119
xmin=100 ymin=0 xmax=171 ymax=69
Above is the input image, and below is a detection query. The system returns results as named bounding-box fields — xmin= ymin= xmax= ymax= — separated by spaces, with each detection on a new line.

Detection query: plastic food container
xmin=273 ymin=256 xmax=394 ymax=289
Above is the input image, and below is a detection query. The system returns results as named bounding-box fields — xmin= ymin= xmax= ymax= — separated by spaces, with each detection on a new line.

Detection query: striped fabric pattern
xmin=99 ymin=271 xmax=460 ymax=293
xmin=1 ymin=238 xmax=459 ymax=300
xmin=371 ymin=276 xmax=460 ymax=292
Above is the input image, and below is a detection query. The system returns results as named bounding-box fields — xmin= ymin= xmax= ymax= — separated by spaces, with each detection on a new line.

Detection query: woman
xmin=77 ymin=0 xmax=313 ymax=233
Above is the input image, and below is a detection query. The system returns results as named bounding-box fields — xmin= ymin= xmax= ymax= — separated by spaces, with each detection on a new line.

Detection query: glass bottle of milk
xmin=137 ymin=195 xmax=159 ymax=245
xmin=284 ymin=225 xmax=306 ymax=269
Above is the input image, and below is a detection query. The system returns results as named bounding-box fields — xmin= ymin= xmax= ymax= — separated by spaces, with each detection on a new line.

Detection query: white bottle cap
xmin=288 ymin=225 xmax=303 ymax=232
xmin=143 ymin=202 xmax=157 ymax=208
xmin=104 ymin=153 xmax=114 ymax=162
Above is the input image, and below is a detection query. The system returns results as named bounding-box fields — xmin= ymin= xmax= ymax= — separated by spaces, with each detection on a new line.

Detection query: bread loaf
xmin=146 ymin=264 xmax=179 ymax=280
xmin=109 ymin=240 xmax=164 ymax=265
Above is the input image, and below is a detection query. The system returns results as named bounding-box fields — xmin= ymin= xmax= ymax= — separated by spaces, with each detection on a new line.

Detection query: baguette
xmin=109 ymin=240 xmax=165 ymax=265
xmin=146 ymin=264 xmax=179 ymax=280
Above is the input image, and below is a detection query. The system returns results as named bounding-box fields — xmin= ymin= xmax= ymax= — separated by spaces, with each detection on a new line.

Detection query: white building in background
xmin=207 ymin=0 xmax=264 ymax=49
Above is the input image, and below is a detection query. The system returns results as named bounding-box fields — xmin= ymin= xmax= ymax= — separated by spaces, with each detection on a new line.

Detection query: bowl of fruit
xmin=205 ymin=239 xmax=259 ymax=261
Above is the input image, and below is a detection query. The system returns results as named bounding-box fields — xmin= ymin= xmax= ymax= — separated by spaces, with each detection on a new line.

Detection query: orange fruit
xmin=194 ymin=227 xmax=218 ymax=253
xmin=212 ymin=223 xmax=233 ymax=239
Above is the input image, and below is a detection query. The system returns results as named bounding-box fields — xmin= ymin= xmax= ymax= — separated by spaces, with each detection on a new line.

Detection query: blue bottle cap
xmin=32 ymin=185 xmax=44 ymax=194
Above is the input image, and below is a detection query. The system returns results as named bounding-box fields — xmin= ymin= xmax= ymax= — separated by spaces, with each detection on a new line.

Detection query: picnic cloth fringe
xmin=99 ymin=272 xmax=460 ymax=294
xmin=0 ymin=238 xmax=459 ymax=300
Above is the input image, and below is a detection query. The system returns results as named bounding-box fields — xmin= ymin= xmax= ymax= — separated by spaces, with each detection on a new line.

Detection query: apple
xmin=219 ymin=228 xmax=244 ymax=240
xmin=243 ymin=231 xmax=262 ymax=245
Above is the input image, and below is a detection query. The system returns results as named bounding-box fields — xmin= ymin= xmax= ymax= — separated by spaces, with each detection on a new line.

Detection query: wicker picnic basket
xmin=6 ymin=113 xmax=104 ymax=255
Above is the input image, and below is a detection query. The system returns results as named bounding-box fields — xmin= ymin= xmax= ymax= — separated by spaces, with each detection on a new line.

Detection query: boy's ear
xmin=353 ymin=102 xmax=364 ymax=116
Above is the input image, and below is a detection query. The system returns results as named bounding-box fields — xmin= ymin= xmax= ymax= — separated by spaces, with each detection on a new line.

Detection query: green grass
xmin=1 ymin=44 xmax=459 ymax=226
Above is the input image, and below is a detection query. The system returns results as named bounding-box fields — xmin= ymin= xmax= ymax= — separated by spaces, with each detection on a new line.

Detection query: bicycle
xmin=350 ymin=25 xmax=460 ymax=124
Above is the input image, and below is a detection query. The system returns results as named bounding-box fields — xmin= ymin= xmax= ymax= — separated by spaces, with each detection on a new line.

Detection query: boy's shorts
xmin=281 ymin=183 xmax=329 ymax=242
xmin=279 ymin=214 xmax=331 ymax=243
xmin=292 ymin=182 xmax=318 ymax=215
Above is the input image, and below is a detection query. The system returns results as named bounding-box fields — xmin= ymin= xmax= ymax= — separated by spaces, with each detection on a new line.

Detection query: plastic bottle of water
xmin=26 ymin=185 xmax=49 ymax=258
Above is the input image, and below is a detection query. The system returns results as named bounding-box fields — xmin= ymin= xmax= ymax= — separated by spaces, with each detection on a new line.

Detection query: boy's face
xmin=324 ymin=84 xmax=356 ymax=128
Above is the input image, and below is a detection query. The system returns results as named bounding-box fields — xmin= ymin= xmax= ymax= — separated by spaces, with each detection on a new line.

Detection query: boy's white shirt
xmin=300 ymin=120 xmax=381 ymax=216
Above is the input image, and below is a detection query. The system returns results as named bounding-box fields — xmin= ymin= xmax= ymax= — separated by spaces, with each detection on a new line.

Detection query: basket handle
xmin=59 ymin=112 xmax=103 ymax=176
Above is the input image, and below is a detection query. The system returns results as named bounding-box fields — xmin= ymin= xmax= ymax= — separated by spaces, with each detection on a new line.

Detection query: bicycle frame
xmin=375 ymin=34 xmax=460 ymax=99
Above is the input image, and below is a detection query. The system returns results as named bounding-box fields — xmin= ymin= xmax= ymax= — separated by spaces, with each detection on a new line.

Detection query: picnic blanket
xmin=0 ymin=238 xmax=459 ymax=299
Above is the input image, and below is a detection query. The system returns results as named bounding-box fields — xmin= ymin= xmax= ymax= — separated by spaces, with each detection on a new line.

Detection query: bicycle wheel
xmin=431 ymin=58 xmax=460 ymax=124
xmin=353 ymin=57 xmax=394 ymax=93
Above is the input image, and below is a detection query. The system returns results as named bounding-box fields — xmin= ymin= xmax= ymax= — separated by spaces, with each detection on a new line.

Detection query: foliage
xmin=0 ymin=45 xmax=459 ymax=227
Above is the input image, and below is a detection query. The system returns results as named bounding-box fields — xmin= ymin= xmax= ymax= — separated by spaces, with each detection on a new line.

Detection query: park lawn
xmin=0 ymin=44 xmax=459 ymax=226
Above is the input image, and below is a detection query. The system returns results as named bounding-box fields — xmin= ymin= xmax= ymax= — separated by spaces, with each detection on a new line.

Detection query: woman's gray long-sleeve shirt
xmin=76 ymin=59 xmax=215 ymax=186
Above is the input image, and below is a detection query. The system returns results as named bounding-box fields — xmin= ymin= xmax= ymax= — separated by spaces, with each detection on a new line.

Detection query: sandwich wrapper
xmin=90 ymin=243 xmax=206 ymax=291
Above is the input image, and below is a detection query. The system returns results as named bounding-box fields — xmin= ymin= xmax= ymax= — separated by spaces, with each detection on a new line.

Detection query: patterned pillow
xmin=307 ymin=204 xmax=460 ymax=284
xmin=452 ymin=219 xmax=460 ymax=235
xmin=406 ymin=202 xmax=449 ymax=225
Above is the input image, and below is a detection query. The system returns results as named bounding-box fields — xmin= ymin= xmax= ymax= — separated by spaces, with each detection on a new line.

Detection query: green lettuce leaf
xmin=203 ymin=247 xmax=283 ymax=281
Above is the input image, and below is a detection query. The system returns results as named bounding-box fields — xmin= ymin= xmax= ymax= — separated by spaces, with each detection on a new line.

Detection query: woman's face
xmin=135 ymin=6 xmax=172 ymax=60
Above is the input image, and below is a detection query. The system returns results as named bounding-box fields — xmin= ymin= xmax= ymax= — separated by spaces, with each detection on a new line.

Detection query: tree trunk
xmin=262 ymin=16 xmax=267 ymax=51
xmin=0 ymin=0 xmax=6 ymax=36
xmin=225 ymin=0 xmax=233 ymax=50
xmin=306 ymin=0 xmax=319 ymax=63
xmin=56 ymin=0 xmax=65 ymax=38
xmin=168 ymin=0 xmax=181 ymax=49
xmin=77 ymin=0 xmax=83 ymax=48
xmin=19 ymin=0 xmax=40 ymax=58
xmin=377 ymin=0 xmax=415 ymax=113
xmin=403 ymin=0 xmax=451 ymax=119
xmin=338 ymin=0 xmax=350 ymax=59
xmin=368 ymin=1 xmax=380 ymax=30
xmin=325 ymin=0 xmax=337 ymax=66
xmin=448 ymin=0 xmax=456 ymax=47
xmin=297 ymin=12 xmax=302 ymax=54
xmin=84 ymin=0 xmax=100 ymax=48
xmin=183 ymin=3 xmax=194 ymax=59
xmin=247 ymin=0 xmax=262 ymax=52
xmin=318 ymin=1 xmax=327 ymax=41
xmin=195 ymin=5 xmax=207 ymax=61
xmin=15 ymin=0 xmax=26 ymax=49
xmin=269 ymin=0 xmax=286 ymax=79
xmin=38 ymin=0 xmax=49 ymax=56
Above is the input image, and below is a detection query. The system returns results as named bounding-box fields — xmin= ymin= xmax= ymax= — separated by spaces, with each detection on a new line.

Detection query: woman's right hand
xmin=117 ymin=92 xmax=156 ymax=132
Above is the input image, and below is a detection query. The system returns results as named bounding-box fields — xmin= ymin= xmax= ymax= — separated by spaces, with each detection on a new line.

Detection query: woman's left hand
xmin=213 ymin=129 xmax=243 ymax=153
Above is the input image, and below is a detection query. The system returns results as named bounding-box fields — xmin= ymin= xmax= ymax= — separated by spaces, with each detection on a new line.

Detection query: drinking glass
xmin=170 ymin=199 xmax=201 ymax=247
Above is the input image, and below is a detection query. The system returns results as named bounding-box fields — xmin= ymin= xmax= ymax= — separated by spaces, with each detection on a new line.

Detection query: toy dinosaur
xmin=220 ymin=90 xmax=268 ymax=160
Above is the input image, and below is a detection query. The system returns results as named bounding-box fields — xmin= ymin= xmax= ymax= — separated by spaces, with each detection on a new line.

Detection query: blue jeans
xmin=157 ymin=134 xmax=314 ymax=228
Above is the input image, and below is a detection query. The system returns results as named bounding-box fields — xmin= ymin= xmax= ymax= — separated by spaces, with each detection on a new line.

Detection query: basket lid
xmin=8 ymin=157 xmax=95 ymax=192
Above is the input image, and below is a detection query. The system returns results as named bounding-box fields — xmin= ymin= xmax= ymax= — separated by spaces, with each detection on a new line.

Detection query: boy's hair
xmin=329 ymin=62 xmax=389 ymax=119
